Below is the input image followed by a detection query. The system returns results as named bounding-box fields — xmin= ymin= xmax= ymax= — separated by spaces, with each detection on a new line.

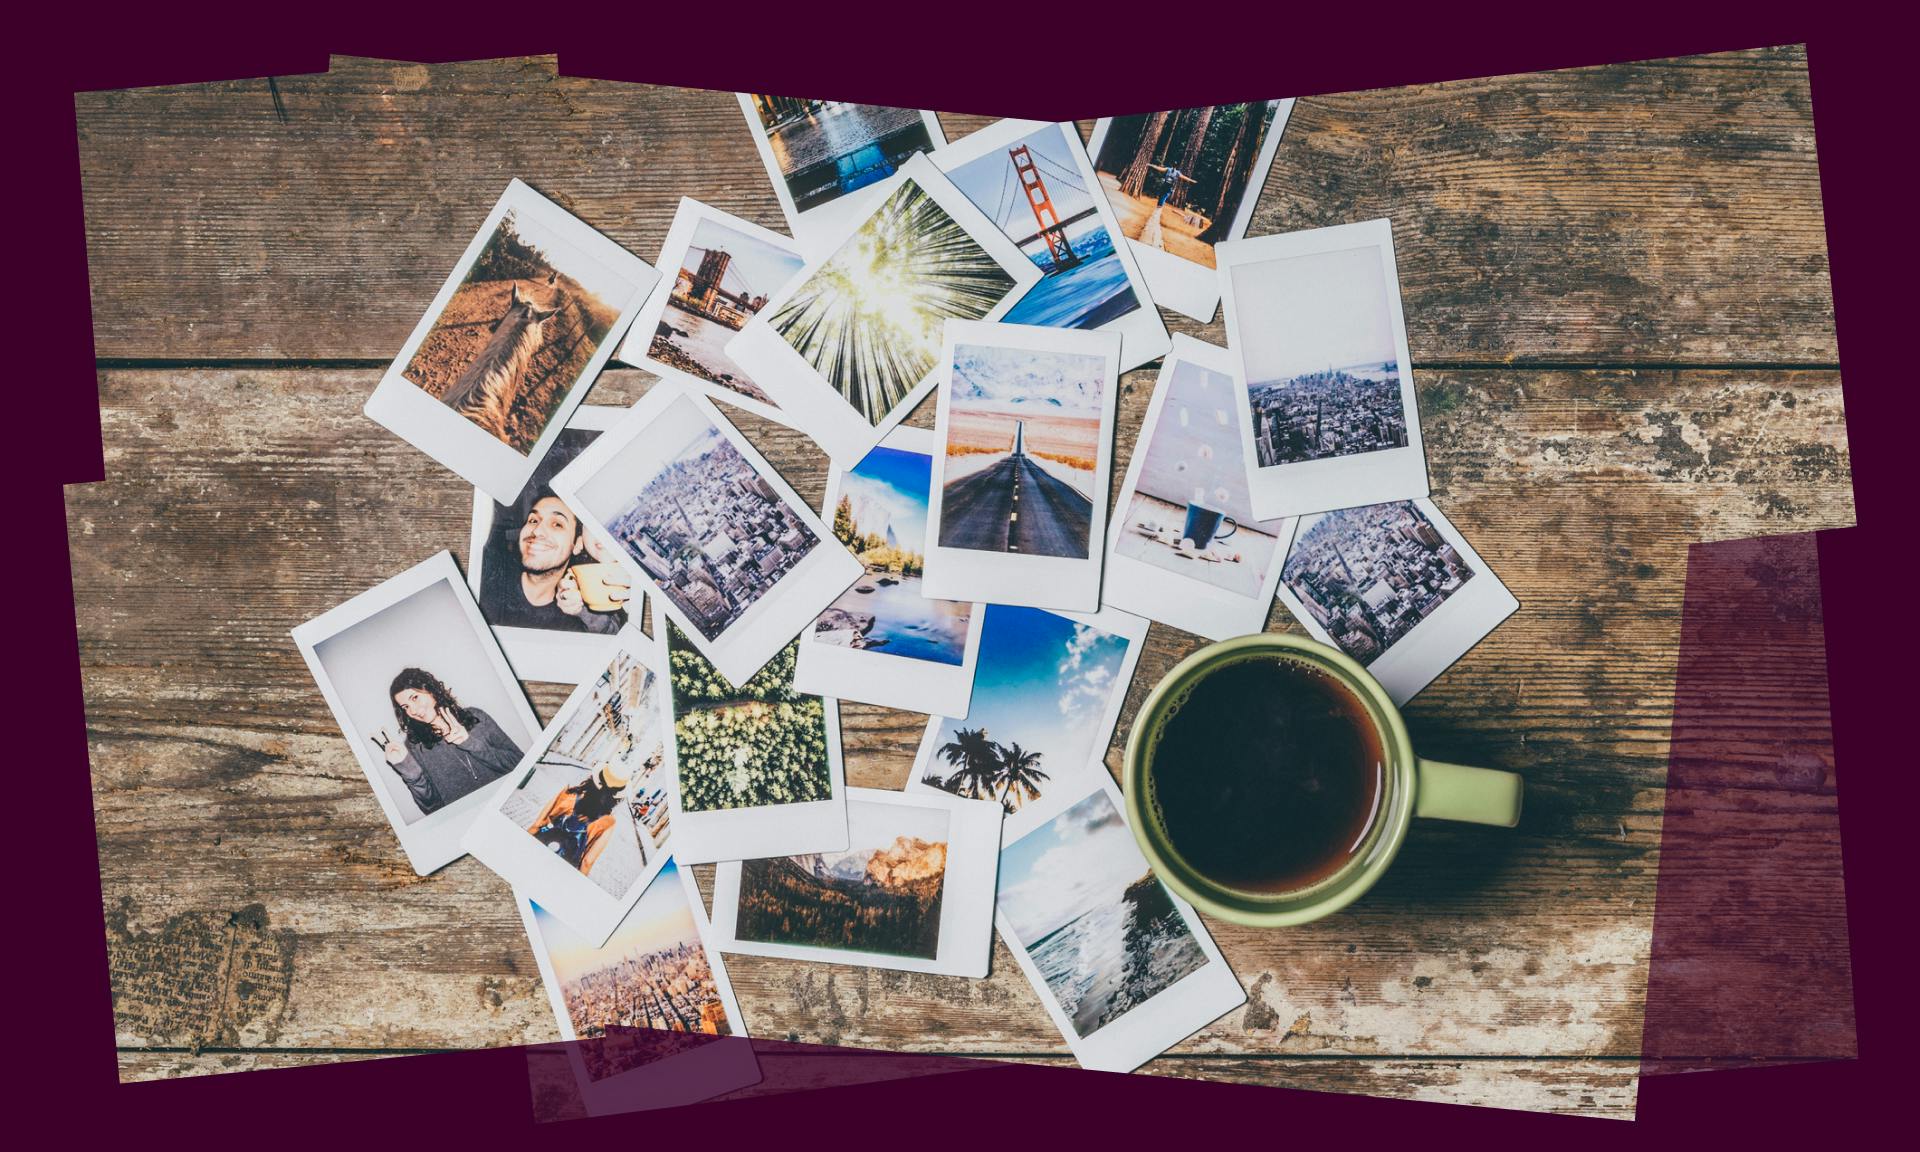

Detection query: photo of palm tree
xmin=769 ymin=178 xmax=1019 ymax=426
xmin=919 ymin=604 xmax=1133 ymax=813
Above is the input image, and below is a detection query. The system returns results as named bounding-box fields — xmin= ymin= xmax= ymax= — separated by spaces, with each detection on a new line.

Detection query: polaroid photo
xmin=725 ymin=154 xmax=1044 ymax=463
xmin=1218 ymin=218 xmax=1430 ymax=521
xmin=906 ymin=602 xmax=1147 ymax=845
xmin=291 ymin=551 xmax=541 ymax=875
xmin=467 ymin=405 xmax=635 ymax=684
xmin=663 ymin=623 xmax=848 ymax=865
xmin=550 ymin=382 xmax=861 ymax=686
xmin=464 ymin=626 xmax=675 ymax=945
xmin=736 ymin=95 xmax=946 ymax=251
xmin=710 ymin=787 xmax=1003 ymax=977
xmin=365 ymin=179 xmax=660 ymax=505
xmin=932 ymin=119 xmax=1170 ymax=372
xmin=922 ymin=320 xmax=1121 ymax=612
xmin=1086 ymin=101 xmax=1294 ymax=322
xmin=1273 ymin=497 xmax=1517 ymax=705
xmin=994 ymin=774 xmax=1244 ymax=1073
xmin=1104 ymin=335 xmax=1295 ymax=640
xmin=518 ymin=861 xmax=761 ymax=1114
xmin=793 ymin=426 xmax=985 ymax=716
xmin=613 ymin=198 xmax=807 ymax=430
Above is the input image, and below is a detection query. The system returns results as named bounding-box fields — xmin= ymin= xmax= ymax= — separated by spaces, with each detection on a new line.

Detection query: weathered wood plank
xmin=67 ymin=360 xmax=1849 ymax=1086
xmin=114 ymin=1049 xmax=1639 ymax=1118
xmin=77 ymin=50 xmax=1833 ymax=365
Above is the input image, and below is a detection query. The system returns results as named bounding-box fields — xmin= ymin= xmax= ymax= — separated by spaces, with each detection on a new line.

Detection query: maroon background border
xmin=26 ymin=5 xmax=1895 ymax=1142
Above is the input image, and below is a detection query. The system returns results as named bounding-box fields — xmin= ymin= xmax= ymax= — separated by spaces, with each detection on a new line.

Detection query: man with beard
xmin=481 ymin=489 xmax=630 ymax=633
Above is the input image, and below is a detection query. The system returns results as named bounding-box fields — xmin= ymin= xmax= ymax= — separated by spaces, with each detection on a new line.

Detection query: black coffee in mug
xmin=1149 ymin=655 xmax=1384 ymax=894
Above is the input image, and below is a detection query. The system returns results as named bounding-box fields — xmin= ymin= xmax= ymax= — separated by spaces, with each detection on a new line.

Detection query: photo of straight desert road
xmin=941 ymin=431 xmax=1092 ymax=557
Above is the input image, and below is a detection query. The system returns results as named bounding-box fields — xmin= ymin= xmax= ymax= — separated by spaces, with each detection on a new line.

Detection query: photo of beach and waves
xmin=812 ymin=443 xmax=971 ymax=664
xmin=998 ymin=789 xmax=1206 ymax=1037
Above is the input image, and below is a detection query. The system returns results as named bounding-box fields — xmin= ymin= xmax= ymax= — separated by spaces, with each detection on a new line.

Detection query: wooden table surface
xmin=71 ymin=51 xmax=1853 ymax=1118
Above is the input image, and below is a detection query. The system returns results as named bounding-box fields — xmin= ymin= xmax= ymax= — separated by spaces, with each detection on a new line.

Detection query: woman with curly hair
xmin=370 ymin=668 xmax=526 ymax=815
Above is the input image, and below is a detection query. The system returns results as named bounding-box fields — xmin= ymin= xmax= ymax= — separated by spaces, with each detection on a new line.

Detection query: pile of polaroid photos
xmin=291 ymin=97 xmax=1518 ymax=1097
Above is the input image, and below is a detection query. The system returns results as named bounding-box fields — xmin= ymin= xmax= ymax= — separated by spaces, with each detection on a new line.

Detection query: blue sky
xmin=944 ymin=123 xmax=1096 ymax=234
xmin=534 ymin=860 xmax=696 ymax=979
xmin=842 ymin=445 xmax=930 ymax=547
xmin=997 ymin=788 xmax=1152 ymax=942
xmin=938 ymin=605 xmax=1131 ymax=768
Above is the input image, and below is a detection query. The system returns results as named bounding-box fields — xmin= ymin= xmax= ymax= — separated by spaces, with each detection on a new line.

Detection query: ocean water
xmin=826 ymin=575 xmax=969 ymax=666
xmin=1028 ymin=895 xmax=1207 ymax=1038
xmin=1006 ymin=251 xmax=1136 ymax=330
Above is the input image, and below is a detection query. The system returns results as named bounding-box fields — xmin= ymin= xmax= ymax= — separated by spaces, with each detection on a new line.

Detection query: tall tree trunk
xmin=1120 ymin=112 xmax=1169 ymax=198
xmin=1200 ymin=107 xmax=1265 ymax=246
xmin=1171 ymin=107 xmax=1214 ymax=209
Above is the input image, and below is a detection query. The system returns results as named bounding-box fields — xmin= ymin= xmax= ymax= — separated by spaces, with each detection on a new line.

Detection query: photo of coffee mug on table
xmin=1124 ymin=632 xmax=1522 ymax=927
xmin=1182 ymin=502 xmax=1236 ymax=552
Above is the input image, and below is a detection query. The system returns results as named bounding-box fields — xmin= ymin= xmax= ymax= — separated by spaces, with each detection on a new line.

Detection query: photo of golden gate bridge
xmin=943 ymin=123 xmax=1142 ymax=331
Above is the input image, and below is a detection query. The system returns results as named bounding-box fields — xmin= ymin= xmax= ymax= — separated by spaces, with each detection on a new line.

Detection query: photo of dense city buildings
xmin=1281 ymin=501 xmax=1474 ymax=665
xmin=1249 ymin=363 xmax=1409 ymax=467
xmin=605 ymin=419 xmax=819 ymax=641
xmin=534 ymin=863 xmax=734 ymax=1049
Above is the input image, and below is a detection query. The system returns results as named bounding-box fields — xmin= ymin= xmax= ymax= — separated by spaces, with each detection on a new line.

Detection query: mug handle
xmin=1414 ymin=759 xmax=1523 ymax=827
xmin=1215 ymin=516 xmax=1237 ymax=541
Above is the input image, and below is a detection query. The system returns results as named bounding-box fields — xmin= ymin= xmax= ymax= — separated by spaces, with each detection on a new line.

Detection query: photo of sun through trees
xmin=736 ymin=798 xmax=949 ymax=959
xmin=769 ymin=178 xmax=1018 ymax=425
xmin=668 ymin=624 xmax=833 ymax=812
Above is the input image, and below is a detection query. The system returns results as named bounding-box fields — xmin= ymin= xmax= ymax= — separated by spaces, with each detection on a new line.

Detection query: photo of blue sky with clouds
xmin=936 ymin=605 xmax=1132 ymax=772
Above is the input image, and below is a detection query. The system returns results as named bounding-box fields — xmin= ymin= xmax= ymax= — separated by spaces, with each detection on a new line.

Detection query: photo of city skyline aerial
xmin=1232 ymin=244 xmax=1410 ymax=468
xmin=1282 ymin=501 xmax=1475 ymax=666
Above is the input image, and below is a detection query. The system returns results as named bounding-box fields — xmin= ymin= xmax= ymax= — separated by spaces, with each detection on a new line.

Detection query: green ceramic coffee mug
xmin=1123 ymin=633 xmax=1522 ymax=927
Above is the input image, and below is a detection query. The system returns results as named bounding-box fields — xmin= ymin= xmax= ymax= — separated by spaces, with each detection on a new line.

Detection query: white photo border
xmin=290 ymin=551 xmax=540 ymax=875
xmin=993 ymin=773 xmax=1244 ymax=1073
xmin=904 ymin=602 xmax=1149 ymax=846
xmin=364 ymin=179 xmax=660 ymax=505
xmin=1272 ymin=496 xmax=1518 ymax=705
xmin=1102 ymin=334 xmax=1294 ymax=640
xmin=1217 ymin=217 xmax=1430 ymax=521
xmin=463 ymin=624 xmax=675 ymax=945
xmin=613 ymin=197 xmax=807 ymax=431
xmin=734 ymin=95 xmax=947 ymax=254
xmin=709 ymin=787 xmax=1003 ymax=977
xmin=922 ymin=319 xmax=1121 ymax=613
xmin=1085 ymin=100 xmax=1294 ymax=323
xmin=467 ymin=404 xmax=634 ymax=684
xmin=516 ymin=866 xmax=762 ymax=1116
xmin=725 ymin=154 xmax=1045 ymax=464
xmin=931 ymin=119 xmax=1171 ymax=372
xmin=792 ymin=425 xmax=986 ymax=716
xmin=550 ymin=382 xmax=862 ymax=686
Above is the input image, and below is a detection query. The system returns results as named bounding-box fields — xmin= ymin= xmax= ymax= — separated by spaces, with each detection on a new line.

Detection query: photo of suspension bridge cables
xmin=943 ymin=122 xmax=1143 ymax=331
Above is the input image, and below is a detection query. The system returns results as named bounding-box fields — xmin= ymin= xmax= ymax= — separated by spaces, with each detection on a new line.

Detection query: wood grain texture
xmin=77 ymin=50 xmax=1833 ymax=365
xmin=69 ymin=49 xmax=1854 ymax=1120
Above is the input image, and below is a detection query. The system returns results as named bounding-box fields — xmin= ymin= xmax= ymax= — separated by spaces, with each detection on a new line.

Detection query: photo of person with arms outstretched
xmin=372 ymin=667 xmax=528 ymax=814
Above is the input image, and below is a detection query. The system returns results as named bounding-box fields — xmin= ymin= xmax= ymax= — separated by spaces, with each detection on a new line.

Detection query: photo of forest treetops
xmin=769 ymin=179 xmax=1018 ymax=426
xmin=668 ymin=625 xmax=832 ymax=813
xmin=403 ymin=207 xmax=630 ymax=453
xmin=735 ymin=798 xmax=950 ymax=960
xmin=1093 ymin=103 xmax=1280 ymax=269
